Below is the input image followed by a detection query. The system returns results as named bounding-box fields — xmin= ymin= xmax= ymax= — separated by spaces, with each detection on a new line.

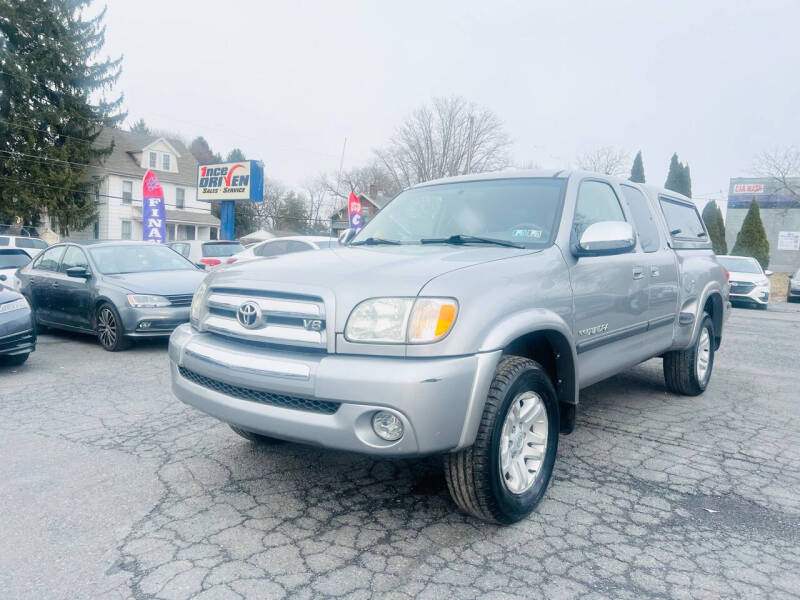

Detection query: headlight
xmin=0 ymin=297 xmax=28 ymax=314
xmin=127 ymin=294 xmax=170 ymax=308
xmin=345 ymin=297 xmax=458 ymax=344
xmin=190 ymin=281 xmax=208 ymax=326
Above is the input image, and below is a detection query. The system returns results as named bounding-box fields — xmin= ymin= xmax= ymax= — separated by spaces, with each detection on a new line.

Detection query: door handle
xmin=650 ymin=266 xmax=660 ymax=277
xmin=632 ymin=267 xmax=644 ymax=280
xmin=51 ymin=282 xmax=59 ymax=288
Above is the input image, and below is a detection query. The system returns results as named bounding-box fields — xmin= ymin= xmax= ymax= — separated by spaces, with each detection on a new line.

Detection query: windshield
xmin=0 ymin=250 xmax=32 ymax=269
xmin=202 ymin=242 xmax=244 ymax=257
xmin=89 ymin=244 xmax=197 ymax=274
xmin=351 ymin=178 xmax=566 ymax=246
xmin=718 ymin=257 xmax=762 ymax=274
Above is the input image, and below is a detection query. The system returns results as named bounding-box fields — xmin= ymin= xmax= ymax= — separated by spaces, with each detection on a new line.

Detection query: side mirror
xmin=0 ymin=274 xmax=6 ymax=282
xmin=339 ymin=228 xmax=358 ymax=245
xmin=66 ymin=266 xmax=90 ymax=278
xmin=574 ymin=221 xmax=635 ymax=256
xmin=765 ymin=270 xmax=773 ymax=276
xmin=195 ymin=262 xmax=207 ymax=270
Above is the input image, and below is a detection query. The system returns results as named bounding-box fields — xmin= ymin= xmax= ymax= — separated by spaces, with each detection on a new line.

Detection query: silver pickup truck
xmin=169 ymin=170 xmax=730 ymax=524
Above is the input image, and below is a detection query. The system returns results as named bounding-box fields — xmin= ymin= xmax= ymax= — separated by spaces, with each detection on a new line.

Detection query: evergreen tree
xmin=128 ymin=118 xmax=149 ymax=134
xmin=0 ymin=0 xmax=124 ymax=233
xmin=189 ymin=136 xmax=220 ymax=165
xmin=701 ymin=200 xmax=727 ymax=255
xmin=226 ymin=148 xmax=245 ymax=162
xmin=731 ymin=199 xmax=770 ymax=269
xmin=664 ymin=153 xmax=692 ymax=197
xmin=629 ymin=151 xmax=645 ymax=183
xmin=275 ymin=191 xmax=309 ymax=233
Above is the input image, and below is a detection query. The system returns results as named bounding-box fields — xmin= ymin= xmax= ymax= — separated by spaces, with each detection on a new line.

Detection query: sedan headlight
xmin=190 ymin=281 xmax=208 ymax=326
xmin=345 ymin=297 xmax=458 ymax=344
xmin=127 ymin=294 xmax=170 ymax=308
xmin=0 ymin=297 xmax=29 ymax=314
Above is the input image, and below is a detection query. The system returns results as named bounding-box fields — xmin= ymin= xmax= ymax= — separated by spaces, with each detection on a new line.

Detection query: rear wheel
xmin=663 ymin=313 xmax=714 ymax=396
xmin=96 ymin=303 xmax=131 ymax=351
xmin=229 ymin=425 xmax=282 ymax=445
xmin=443 ymin=356 xmax=559 ymax=524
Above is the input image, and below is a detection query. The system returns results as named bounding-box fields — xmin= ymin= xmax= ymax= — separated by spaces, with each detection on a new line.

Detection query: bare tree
xmin=575 ymin=146 xmax=629 ymax=176
xmin=375 ymin=96 xmax=511 ymax=189
xmin=754 ymin=147 xmax=800 ymax=199
xmin=303 ymin=178 xmax=335 ymax=231
xmin=251 ymin=178 xmax=285 ymax=230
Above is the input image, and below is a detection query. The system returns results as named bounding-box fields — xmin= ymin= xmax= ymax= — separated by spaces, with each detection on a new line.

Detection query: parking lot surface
xmin=2 ymin=305 xmax=800 ymax=600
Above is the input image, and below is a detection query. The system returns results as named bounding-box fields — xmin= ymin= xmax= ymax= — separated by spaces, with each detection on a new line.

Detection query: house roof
xmin=92 ymin=127 xmax=199 ymax=187
xmin=133 ymin=208 xmax=220 ymax=226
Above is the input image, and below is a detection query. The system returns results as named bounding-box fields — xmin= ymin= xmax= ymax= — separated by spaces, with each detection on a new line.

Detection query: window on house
xmin=121 ymin=220 xmax=132 ymax=240
xmin=176 ymin=188 xmax=185 ymax=209
xmin=122 ymin=180 xmax=132 ymax=204
xmin=210 ymin=227 xmax=218 ymax=240
xmin=163 ymin=153 xmax=170 ymax=170
xmin=149 ymin=152 xmax=157 ymax=168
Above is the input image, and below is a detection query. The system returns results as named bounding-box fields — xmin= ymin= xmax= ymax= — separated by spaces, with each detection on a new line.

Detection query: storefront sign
xmin=142 ymin=170 xmax=166 ymax=243
xmin=777 ymin=231 xmax=800 ymax=251
xmin=732 ymin=183 xmax=765 ymax=194
xmin=197 ymin=160 xmax=264 ymax=202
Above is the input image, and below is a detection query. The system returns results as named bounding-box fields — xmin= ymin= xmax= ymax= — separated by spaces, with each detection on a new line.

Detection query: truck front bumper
xmin=168 ymin=324 xmax=501 ymax=457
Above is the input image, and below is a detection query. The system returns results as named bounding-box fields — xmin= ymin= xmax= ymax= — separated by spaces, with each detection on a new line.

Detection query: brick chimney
xmin=368 ymin=183 xmax=377 ymax=198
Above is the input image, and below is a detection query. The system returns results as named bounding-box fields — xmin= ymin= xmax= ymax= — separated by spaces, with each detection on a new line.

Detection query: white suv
xmin=716 ymin=255 xmax=771 ymax=309
xmin=0 ymin=235 xmax=49 ymax=258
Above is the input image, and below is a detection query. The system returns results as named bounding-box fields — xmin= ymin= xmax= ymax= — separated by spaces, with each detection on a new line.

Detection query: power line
xmin=0 ymin=175 xmax=334 ymax=224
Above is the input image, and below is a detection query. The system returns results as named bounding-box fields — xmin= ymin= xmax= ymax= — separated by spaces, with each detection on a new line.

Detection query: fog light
xmin=372 ymin=411 xmax=404 ymax=441
xmin=138 ymin=321 xmax=151 ymax=329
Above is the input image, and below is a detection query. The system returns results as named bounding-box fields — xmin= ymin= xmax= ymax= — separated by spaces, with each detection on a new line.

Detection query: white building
xmin=67 ymin=128 xmax=220 ymax=241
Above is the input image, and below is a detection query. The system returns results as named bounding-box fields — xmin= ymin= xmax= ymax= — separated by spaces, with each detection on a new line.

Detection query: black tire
xmin=1 ymin=353 xmax=29 ymax=366
xmin=96 ymin=303 xmax=131 ymax=351
xmin=758 ymin=303 xmax=768 ymax=310
xmin=229 ymin=425 xmax=282 ymax=445
xmin=443 ymin=356 xmax=560 ymax=524
xmin=663 ymin=313 xmax=714 ymax=396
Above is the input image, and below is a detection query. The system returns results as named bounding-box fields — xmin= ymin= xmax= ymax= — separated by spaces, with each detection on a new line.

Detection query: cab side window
xmin=59 ymin=246 xmax=89 ymax=273
xmin=620 ymin=185 xmax=661 ymax=252
xmin=34 ymin=246 xmax=66 ymax=272
xmin=573 ymin=180 xmax=626 ymax=240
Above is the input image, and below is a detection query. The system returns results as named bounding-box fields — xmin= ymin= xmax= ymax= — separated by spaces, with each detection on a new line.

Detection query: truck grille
xmin=178 ymin=366 xmax=340 ymax=415
xmin=730 ymin=281 xmax=755 ymax=294
xmin=201 ymin=288 xmax=327 ymax=350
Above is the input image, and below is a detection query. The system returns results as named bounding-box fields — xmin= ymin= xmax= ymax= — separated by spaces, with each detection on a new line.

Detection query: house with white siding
xmin=68 ymin=127 xmax=220 ymax=241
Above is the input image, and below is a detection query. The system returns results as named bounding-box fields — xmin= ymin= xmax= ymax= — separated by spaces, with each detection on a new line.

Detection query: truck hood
xmin=208 ymin=245 xmax=536 ymax=329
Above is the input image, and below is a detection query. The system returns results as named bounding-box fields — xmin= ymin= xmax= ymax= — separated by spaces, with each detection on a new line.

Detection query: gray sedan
xmin=16 ymin=241 xmax=206 ymax=351
xmin=0 ymin=284 xmax=35 ymax=365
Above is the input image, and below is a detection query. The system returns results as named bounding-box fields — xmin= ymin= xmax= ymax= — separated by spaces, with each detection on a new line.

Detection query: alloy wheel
xmin=98 ymin=307 xmax=117 ymax=349
xmin=499 ymin=391 xmax=549 ymax=494
xmin=696 ymin=326 xmax=711 ymax=384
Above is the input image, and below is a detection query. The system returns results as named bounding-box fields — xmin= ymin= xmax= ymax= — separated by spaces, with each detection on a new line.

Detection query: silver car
xmin=169 ymin=170 xmax=729 ymax=523
xmin=717 ymin=255 xmax=771 ymax=309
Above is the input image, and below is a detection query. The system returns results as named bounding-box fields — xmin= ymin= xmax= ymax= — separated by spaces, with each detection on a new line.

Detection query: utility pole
xmin=334 ymin=137 xmax=347 ymax=206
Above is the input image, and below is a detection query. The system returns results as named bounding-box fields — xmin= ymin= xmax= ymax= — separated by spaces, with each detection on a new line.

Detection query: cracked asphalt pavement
xmin=2 ymin=305 xmax=799 ymax=599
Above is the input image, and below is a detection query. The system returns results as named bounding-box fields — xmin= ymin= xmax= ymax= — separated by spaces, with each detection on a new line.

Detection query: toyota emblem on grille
xmin=236 ymin=301 xmax=262 ymax=329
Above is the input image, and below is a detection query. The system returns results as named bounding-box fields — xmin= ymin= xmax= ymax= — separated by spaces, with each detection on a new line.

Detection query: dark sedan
xmin=0 ymin=284 xmax=35 ymax=365
xmin=17 ymin=241 xmax=207 ymax=351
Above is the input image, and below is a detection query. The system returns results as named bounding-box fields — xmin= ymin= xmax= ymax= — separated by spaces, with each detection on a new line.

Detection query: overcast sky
xmin=100 ymin=0 xmax=799 ymax=209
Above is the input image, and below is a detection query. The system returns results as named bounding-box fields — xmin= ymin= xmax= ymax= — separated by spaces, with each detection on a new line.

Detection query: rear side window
xmin=0 ymin=236 xmax=9 ymax=246
xmin=33 ymin=246 xmax=66 ymax=272
xmin=0 ymin=249 xmax=32 ymax=269
xmin=16 ymin=238 xmax=48 ymax=249
xmin=620 ymin=185 xmax=661 ymax=252
xmin=573 ymin=180 xmax=626 ymax=239
xmin=169 ymin=243 xmax=190 ymax=257
xmin=659 ymin=197 xmax=707 ymax=240
xmin=202 ymin=242 xmax=244 ymax=257
xmin=255 ymin=241 xmax=287 ymax=257
xmin=284 ymin=241 xmax=313 ymax=254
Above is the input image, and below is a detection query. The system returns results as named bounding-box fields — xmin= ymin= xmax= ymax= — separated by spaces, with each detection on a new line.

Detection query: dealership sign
xmin=197 ymin=160 xmax=264 ymax=202
xmin=778 ymin=231 xmax=800 ymax=251
xmin=733 ymin=183 xmax=764 ymax=194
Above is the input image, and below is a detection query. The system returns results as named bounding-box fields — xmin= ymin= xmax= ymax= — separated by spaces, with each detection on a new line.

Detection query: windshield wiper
xmin=420 ymin=234 xmax=525 ymax=249
xmin=350 ymin=236 xmax=402 ymax=246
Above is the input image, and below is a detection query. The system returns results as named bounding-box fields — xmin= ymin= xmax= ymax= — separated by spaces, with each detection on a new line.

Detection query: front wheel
xmin=96 ymin=303 xmax=131 ymax=351
xmin=443 ymin=356 xmax=559 ymax=524
xmin=1 ymin=353 xmax=29 ymax=366
xmin=663 ymin=313 xmax=714 ymax=396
